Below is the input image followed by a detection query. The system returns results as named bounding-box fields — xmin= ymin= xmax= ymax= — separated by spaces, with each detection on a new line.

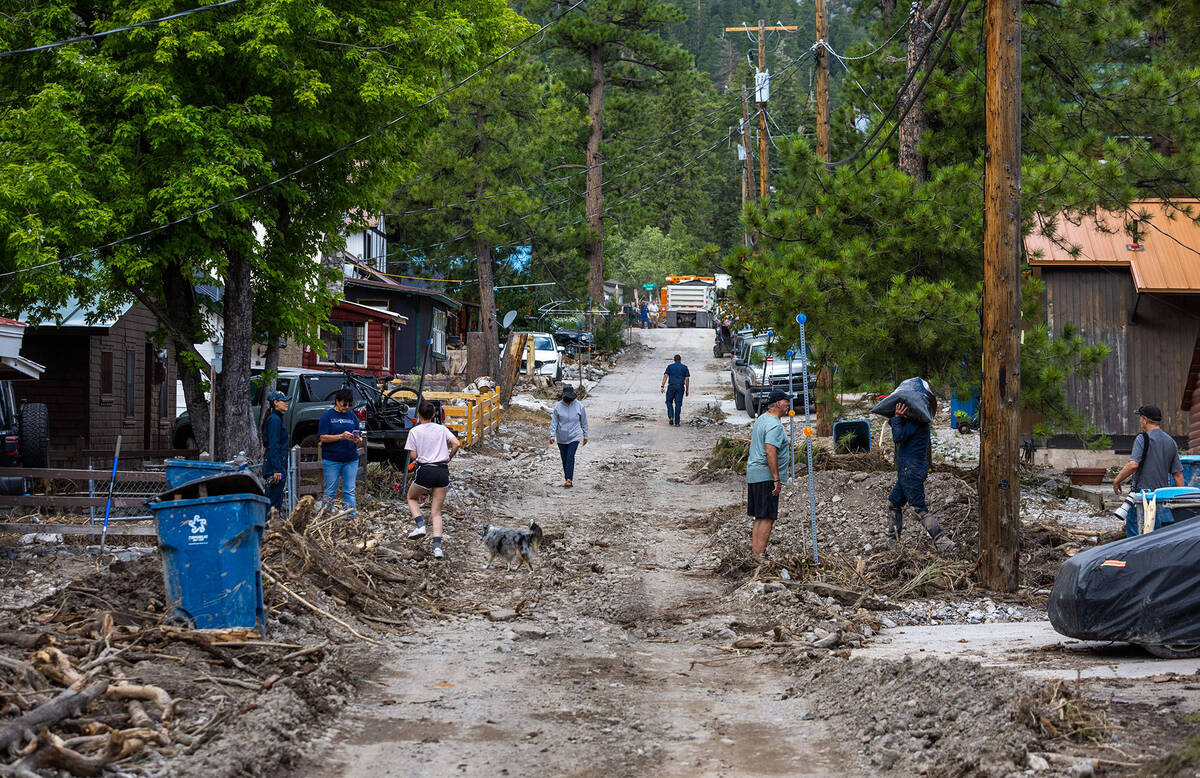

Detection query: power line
xmin=0 ymin=0 xmax=590 ymax=282
xmin=387 ymin=42 xmax=823 ymax=221
xmin=0 ymin=0 xmax=241 ymax=58
xmin=824 ymin=0 xmax=960 ymax=170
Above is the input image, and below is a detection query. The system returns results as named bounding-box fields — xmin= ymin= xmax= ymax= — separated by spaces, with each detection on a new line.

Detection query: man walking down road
xmin=1113 ymin=404 xmax=1185 ymax=536
xmin=747 ymin=390 xmax=791 ymax=555
xmin=660 ymin=354 xmax=691 ymax=426
xmin=888 ymin=401 xmax=954 ymax=552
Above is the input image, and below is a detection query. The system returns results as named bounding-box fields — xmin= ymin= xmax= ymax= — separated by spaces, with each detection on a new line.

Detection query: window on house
xmin=125 ymin=350 xmax=136 ymax=417
xmin=100 ymin=351 xmax=114 ymax=397
xmin=431 ymin=308 xmax=447 ymax=357
xmin=319 ymin=321 xmax=367 ymax=367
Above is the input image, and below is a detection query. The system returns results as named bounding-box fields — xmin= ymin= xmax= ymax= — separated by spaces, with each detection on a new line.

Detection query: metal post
xmin=797 ymin=314 xmax=818 ymax=564
xmin=88 ymin=463 xmax=96 ymax=525
xmin=787 ymin=351 xmax=796 ymax=484
xmin=285 ymin=445 xmax=299 ymax=516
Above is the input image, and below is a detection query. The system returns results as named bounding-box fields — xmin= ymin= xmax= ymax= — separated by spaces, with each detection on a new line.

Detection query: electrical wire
xmin=0 ymin=0 xmax=591 ymax=281
xmin=825 ymin=3 xmax=917 ymax=61
xmin=0 ymin=0 xmax=241 ymax=58
xmin=823 ymin=0 xmax=959 ymax=170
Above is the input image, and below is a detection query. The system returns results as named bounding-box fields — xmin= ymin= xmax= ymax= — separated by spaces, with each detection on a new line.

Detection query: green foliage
xmin=605 ymin=219 xmax=697 ymax=287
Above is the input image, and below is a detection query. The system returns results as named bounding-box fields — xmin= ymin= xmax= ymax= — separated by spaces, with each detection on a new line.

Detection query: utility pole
xmin=814 ymin=0 xmax=831 ymax=162
xmin=725 ymin=21 xmax=797 ymax=200
xmin=757 ymin=19 xmax=769 ymax=199
xmin=980 ymin=0 xmax=1022 ymax=592
xmin=740 ymin=85 xmax=756 ymax=247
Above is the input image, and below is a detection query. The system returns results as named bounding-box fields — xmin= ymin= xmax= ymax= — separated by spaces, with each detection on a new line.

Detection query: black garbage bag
xmin=870 ymin=377 xmax=936 ymax=425
xmin=1048 ymin=516 xmax=1200 ymax=649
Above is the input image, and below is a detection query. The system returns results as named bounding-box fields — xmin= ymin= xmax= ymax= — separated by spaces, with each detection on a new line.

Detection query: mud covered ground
xmin=2 ymin=328 xmax=1198 ymax=777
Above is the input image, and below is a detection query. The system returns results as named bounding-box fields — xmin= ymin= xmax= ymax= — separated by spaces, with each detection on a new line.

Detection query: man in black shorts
xmin=746 ymin=390 xmax=791 ymax=555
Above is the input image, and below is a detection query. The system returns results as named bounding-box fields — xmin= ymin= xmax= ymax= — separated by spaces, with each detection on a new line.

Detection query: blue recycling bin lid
xmin=1145 ymin=486 xmax=1200 ymax=501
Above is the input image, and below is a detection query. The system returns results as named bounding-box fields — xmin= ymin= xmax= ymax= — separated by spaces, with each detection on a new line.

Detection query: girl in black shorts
xmin=404 ymin=401 xmax=461 ymax=559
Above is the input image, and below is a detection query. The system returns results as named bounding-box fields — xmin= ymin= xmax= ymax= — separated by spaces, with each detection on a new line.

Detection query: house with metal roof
xmin=1025 ymin=200 xmax=1200 ymax=450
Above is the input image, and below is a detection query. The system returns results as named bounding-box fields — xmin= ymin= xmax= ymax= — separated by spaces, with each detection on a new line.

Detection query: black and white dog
xmin=479 ymin=520 xmax=543 ymax=571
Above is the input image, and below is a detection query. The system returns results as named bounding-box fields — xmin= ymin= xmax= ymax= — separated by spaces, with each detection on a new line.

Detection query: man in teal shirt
xmin=746 ymin=390 xmax=791 ymax=555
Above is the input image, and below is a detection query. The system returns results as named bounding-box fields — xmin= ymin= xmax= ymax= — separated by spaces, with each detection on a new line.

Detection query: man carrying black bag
xmin=888 ymin=401 xmax=955 ymax=552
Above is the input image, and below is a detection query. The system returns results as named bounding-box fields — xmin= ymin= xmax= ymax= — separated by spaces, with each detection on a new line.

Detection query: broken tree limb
xmin=261 ymin=569 xmax=382 ymax=646
xmin=0 ymin=633 xmax=48 ymax=651
xmin=0 ymin=679 xmax=109 ymax=754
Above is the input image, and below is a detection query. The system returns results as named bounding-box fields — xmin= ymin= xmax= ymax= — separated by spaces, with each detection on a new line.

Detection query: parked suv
xmin=0 ymin=380 xmax=49 ymax=492
xmin=731 ymin=337 xmax=817 ymax=418
xmin=504 ymin=332 xmax=562 ymax=380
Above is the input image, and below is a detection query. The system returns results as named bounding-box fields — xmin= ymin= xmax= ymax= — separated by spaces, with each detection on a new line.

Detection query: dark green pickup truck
xmin=172 ymin=368 xmax=419 ymax=459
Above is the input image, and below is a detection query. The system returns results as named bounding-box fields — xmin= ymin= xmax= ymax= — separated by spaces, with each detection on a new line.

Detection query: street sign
xmin=641 ymin=283 xmax=656 ymax=290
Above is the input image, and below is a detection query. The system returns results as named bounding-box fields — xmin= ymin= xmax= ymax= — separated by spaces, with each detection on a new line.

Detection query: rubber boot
xmin=887 ymin=504 xmax=903 ymax=548
xmin=920 ymin=513 xmax=956 ymax=552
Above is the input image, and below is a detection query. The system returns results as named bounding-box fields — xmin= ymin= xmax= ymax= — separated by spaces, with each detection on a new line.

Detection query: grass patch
xmin=503 ymin=405 xmax=551 ymax=424
xmin=1144 ymin=733 xmax=1200 ymax=776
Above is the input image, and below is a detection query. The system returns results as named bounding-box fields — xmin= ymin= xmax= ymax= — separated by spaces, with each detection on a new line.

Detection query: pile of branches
xmin=0 ymin=601 xmax=330 ymax=777
xmin=261 ymin=497 xmax=450 ymax=635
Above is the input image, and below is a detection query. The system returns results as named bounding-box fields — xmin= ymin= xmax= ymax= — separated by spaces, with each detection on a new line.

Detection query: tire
xmin=1143 ymin=643 xmax=1200 ymax=659
xmin=734 ymin=388 xmax=746 ymax=410
xmin=747 ymin=395 xmax=758 ymax=419
xmin=298 ymin=433 xmax=321 ymax=462
xmin=18 ymin=402 xmax=49 ymax=469
xmin=957 ymin=422 xmax=972 ymax=435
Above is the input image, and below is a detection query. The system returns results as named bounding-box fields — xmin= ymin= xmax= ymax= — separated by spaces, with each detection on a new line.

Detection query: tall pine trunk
xmin=584 ymin=44 xmax=606 ymax=301
xmin=475 ymin=107 xmax=501 ymax=378
xmin=214 ymin=244 xmax=257 ymax=459
xmin=899 ymin=1 xmax=946 ymax=183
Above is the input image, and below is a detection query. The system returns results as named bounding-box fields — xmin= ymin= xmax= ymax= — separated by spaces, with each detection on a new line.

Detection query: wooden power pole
xmin=814 ymin=0 xmax=831 ymax=162
xmin=980 ymin=0 xmax=1022 ymax=592
xmin=740 ymin=85 xmax=756 ymax=246
xmin=725 ymin=21 xmax=797 ymax=200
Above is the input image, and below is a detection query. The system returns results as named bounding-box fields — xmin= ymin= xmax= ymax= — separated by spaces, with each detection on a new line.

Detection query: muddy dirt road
xmin=301 ymin=328 xmax=857 ymax=777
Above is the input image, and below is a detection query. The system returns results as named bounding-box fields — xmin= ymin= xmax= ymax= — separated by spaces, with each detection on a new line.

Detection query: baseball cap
xmin=1135 ymin=404 xmax=1162 ymax=422
xmin=767 ymin=389 xmax=789 ymax=405
xmin=267 ymin=390 xmax=288 ymax=404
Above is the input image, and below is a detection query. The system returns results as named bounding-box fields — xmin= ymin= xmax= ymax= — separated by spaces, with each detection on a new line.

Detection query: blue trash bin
xmin=1182 ymin=455 xmax=1200 ymax=489
xmin=165 ymin=459 xmax=250 ymax=489
xmin=1129 ymin=487 xmax=1200 ymax=536
xmin=149 ymin=493 xmax=267 ymax=630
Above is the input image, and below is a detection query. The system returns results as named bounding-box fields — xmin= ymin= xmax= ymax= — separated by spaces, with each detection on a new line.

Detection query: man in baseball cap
xmin=745 ymin=389 xmax=792 ymax=555
xmin=262 ymin=390 xmax=290 ymax=511
xmin=1113 ymin=403 xmax=1184 ymax=535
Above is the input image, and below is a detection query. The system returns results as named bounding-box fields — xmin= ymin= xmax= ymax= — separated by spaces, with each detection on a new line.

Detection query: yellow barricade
xmin=421 ymin=389 xmax=500 ymax=448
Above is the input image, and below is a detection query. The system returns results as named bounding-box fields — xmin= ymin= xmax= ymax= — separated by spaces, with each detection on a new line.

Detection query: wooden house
xmin=1025 ymin=201 xmax=1200 ymax=451
xmin=300 ymin=298 xmax=407 ymax=376
xmin=13 ymin=301 xmax=176 ymax=460
xmin=338 ymin=261 xmax=462 ymax=374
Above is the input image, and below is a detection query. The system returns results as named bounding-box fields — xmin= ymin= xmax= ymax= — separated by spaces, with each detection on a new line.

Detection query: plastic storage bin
xmin=149 ymin=493 xmax=267 ymax=630
xmin=165 ymin=459 xmax=250 ymax=489
xmin=832 ymin=419 xmax=871 ymax=454
xmin=1182 ymin=455 xmax=1199 ymax=488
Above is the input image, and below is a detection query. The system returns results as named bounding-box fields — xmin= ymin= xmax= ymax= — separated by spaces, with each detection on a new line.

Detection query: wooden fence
xmin=422 ymin=389 xmax=501 ymax=448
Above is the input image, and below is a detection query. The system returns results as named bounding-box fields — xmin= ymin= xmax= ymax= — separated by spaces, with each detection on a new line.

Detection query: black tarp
xmin=870 ymin=377 xmax=936 ymax=425
xmin=1048 ymin=515 xmax=1200 ymax=647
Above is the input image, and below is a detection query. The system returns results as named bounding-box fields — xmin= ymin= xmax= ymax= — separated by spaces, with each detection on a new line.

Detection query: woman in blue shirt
xmin=318 ymin=388 xmax=361 ymax=516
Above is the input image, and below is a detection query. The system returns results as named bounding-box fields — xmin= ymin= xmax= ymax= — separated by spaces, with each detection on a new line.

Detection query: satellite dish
xmin=501 ymin=310 xmax=518 ymax=330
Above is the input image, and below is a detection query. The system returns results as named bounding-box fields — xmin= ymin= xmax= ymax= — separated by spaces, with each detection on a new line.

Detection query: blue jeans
xmin=889 ymin=467 xmax=929 ymax=516
xmin=321 ymin=459 xmax=358 ymax=515
xmin=665 ymin=386 xmax=684 ymax=424
xmin=558 ymin=441 xmax=579 ymax=480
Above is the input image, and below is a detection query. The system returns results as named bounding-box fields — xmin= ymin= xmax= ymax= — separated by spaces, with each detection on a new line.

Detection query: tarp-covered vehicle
xmin=1048 ymin=487 xmax=1200 ymax=657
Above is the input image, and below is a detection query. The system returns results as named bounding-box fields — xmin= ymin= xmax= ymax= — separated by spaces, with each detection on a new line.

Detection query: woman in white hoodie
xmin=549 ymin=384 xmax=588 ymax=487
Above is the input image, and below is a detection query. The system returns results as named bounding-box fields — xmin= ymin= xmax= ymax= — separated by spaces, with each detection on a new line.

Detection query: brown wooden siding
xmin=1043 ymin=268 xmax=1200 ymax=438
xmin=12 ymin=332 xmax=90 ymax=454
xmin=14 ymin=303 xmax=174 ymax=460
xmin=302 ymin=310 xmax=394 ymax=375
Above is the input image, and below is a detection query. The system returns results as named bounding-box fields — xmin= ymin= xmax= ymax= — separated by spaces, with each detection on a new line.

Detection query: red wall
xmin=303 ymin=309 xmax=396 ymax=376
